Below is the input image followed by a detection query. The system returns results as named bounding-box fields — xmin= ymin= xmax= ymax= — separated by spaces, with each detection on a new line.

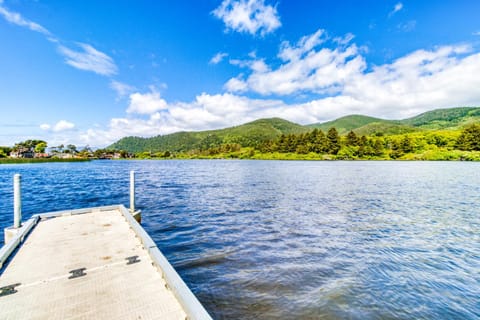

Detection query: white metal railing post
xmin=130 ymin=171 xmax=135 ymax=213
xmin=13 ymin=174 xmax=22 ymax=228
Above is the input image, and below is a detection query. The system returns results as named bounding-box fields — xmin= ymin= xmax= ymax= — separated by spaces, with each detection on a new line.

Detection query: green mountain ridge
xmin=353 ymin=122 xmax=421 ymax=136
xmin=108 ymin=107 xmax=480 ymax=153
xmin=110 ymin=118 xmax=309 ymax=153
xmin=308 ymin=115 xmax=391 ymax=134
xmin=401 ymin=107 xmax=480 ymax=129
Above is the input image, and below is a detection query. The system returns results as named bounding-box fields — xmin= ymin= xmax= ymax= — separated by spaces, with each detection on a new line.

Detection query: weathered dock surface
xmin=0 ymin=205 xmax=211 ymax=320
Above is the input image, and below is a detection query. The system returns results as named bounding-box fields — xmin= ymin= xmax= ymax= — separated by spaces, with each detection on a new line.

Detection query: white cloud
xmin=389 ymin=2 xmax=403 ymax=17
xmin=225 ymin=76 xmax=248 ymax=92
xmin=110 ymin=80 xmax=135 ymax=98
xmin=212 ymin=0 xmax=281 ymax=36
xmin=333 ymin=33 xmax=355 ymax=45
xmin=226 ymin=29 xmax=366 ymax=95
xmin=224 ymin=29 xmax=480 ymax=121
xmin=472 ymin=31 xmax=480 ymax=36
xmin=126 ymin=88 xmax=168 ymax=114
xmin=0 ymin=4 xmax=119 ymax=79
xmin=58 ymin=43 xmax=117 ymax=76
xmin=53 ymin=120 xmax=75 ymax=132
xmin=0 ymin=4 xmax=50 ymax=35
xmin=229 ymin=57 xmax=269 ymax=72
xmin=299 ymin=45 xmax=480 ymax=120
xmin=210 ymin=52 xmax=228 ymax=64
xmin=278 ymin=29 xmax=327 ymax=62
xmin=40 ymin=120 xmax=75 ymax=133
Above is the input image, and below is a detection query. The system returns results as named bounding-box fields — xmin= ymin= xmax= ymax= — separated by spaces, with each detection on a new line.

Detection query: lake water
xmin=0 ymin=160 xmax=479 ymax=319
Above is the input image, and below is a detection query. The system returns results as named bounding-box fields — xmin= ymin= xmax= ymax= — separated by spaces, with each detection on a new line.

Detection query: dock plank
xmin=0 ymin=209 xmax=188 ymax=320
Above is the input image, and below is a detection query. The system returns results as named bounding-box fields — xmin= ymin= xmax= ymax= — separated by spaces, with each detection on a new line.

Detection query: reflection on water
xmin=0 ymin=160 xmax=479 ymax=319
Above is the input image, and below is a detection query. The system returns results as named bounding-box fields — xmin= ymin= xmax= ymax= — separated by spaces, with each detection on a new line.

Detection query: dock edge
xmin=0 ymin=204 xmax=212 ymax=320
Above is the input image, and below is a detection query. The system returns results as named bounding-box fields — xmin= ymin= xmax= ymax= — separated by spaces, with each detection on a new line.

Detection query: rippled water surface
xmin=0 ymin=160 xmax=479 ymax=319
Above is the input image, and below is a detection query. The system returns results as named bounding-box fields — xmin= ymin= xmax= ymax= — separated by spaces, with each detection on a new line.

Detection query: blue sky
xmin=1 ymin=0 xmax=480 ymax=147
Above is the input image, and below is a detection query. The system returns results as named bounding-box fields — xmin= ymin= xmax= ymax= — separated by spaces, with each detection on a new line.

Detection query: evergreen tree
xmin=372 ymin=138 xmax=384 ymax=156
xmin=390 ymin=140 xmax=403 ymax=159
xmin=277 ymin=134 xmax=288 ymax=153
xmin=296 ymin=144 xmax=309 ymax=154
xmin=359 ymin=135 xmax=367 ymax=146
xmin=400 ymin=135 xmax=413 ymax=153
xmin=456 ymin=124 xmax=480 ymax=151
xmin=259 ymin=140 xmax=275 ymax=153
xmin=356 ymin=135 xmax=368 ymax=157
xmin=313 ymin=129 xmax=327 ymax=153
xmin=286 ymin=134 xmax=298 ymax=153
xmin=308 ymin=129 xmax=319 ymax=144
xmin=346 ymin=131 xmax=359 ymax=146
xmin=326 ymin=128 xmax=340 ymax=154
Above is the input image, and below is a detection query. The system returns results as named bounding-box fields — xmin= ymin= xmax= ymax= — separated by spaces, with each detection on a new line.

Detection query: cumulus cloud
xmin=40 ymin=120 xmax=76 ymax=132
xmin=0 ymin=4 xmax=50 ymax=35
xmin=225 ymin=29 xmax=366 ymax=95
xmin=126 ymin=88 xmax=168 ymax=114
xmin=224 ymin=29 xmax=480 ymax=121
xmin=341 ymin=45 xmax=479 ymax=117
xmin=212 ymin=0 xmax=281 ymax=36
xmin=283 ymin=45 xmax=480 ymax=121
xmin=210 ymin=52 xmax=229 ymax=64
xmin=278 ymin=29 xmax=327 ymax=61
xmin=225 ymin=76 xmax=249 ymax=92
xmin=54 ymin=120 xmax=75 ymax=132
xmin=58 ymin=43 xmax=117 ymax=76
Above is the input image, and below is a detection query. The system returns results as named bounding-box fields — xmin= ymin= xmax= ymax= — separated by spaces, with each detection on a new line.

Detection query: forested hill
xmin=308 ymin=115 xmax=390 ymax=133
xmin=308 ymin=107 xmax=480 ymax=135
xmin=108 ymin=107 xmax=480 ymax=153
xmin=400 ymin=107 xmax=480 ymax=129
xmin=109 ymin=118 xmax=309 ymax=153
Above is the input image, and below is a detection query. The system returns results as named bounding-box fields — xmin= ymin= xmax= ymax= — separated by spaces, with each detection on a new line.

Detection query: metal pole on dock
xmin=130 ymin=171 xmax=135 ymax=213
xmin=13 ymin=174 xmax=22 ymax=228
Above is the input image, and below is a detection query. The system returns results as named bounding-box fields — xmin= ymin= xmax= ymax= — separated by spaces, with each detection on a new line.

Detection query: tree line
xmin=2 ymin=123 xmax=479 ymax=160
xmin=182 ymin=123 xmax=480 ymax=160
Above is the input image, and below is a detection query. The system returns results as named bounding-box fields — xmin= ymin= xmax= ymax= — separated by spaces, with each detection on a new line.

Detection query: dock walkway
xmin=0 ymin=205 xmax=211 ymax=320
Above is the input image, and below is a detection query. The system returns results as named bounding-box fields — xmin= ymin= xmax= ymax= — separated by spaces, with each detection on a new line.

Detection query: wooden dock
xmin=0 ymin=173 xmax=212 ymax=320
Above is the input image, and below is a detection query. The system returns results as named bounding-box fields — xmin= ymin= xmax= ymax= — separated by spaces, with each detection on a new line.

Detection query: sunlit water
xmin=0 ymin=160 xmax=479 ymax=319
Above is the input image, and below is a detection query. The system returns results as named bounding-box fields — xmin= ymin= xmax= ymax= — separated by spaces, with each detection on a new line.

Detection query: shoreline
xmin=0 ymin=158 xmax=91 ymax=164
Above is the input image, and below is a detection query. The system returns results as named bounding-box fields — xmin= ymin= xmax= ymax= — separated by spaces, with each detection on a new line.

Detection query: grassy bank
xmin=0 ymin=158 xmax=91 ymax=164
xmin=134 ymin=148 xmax=480 ymax=161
